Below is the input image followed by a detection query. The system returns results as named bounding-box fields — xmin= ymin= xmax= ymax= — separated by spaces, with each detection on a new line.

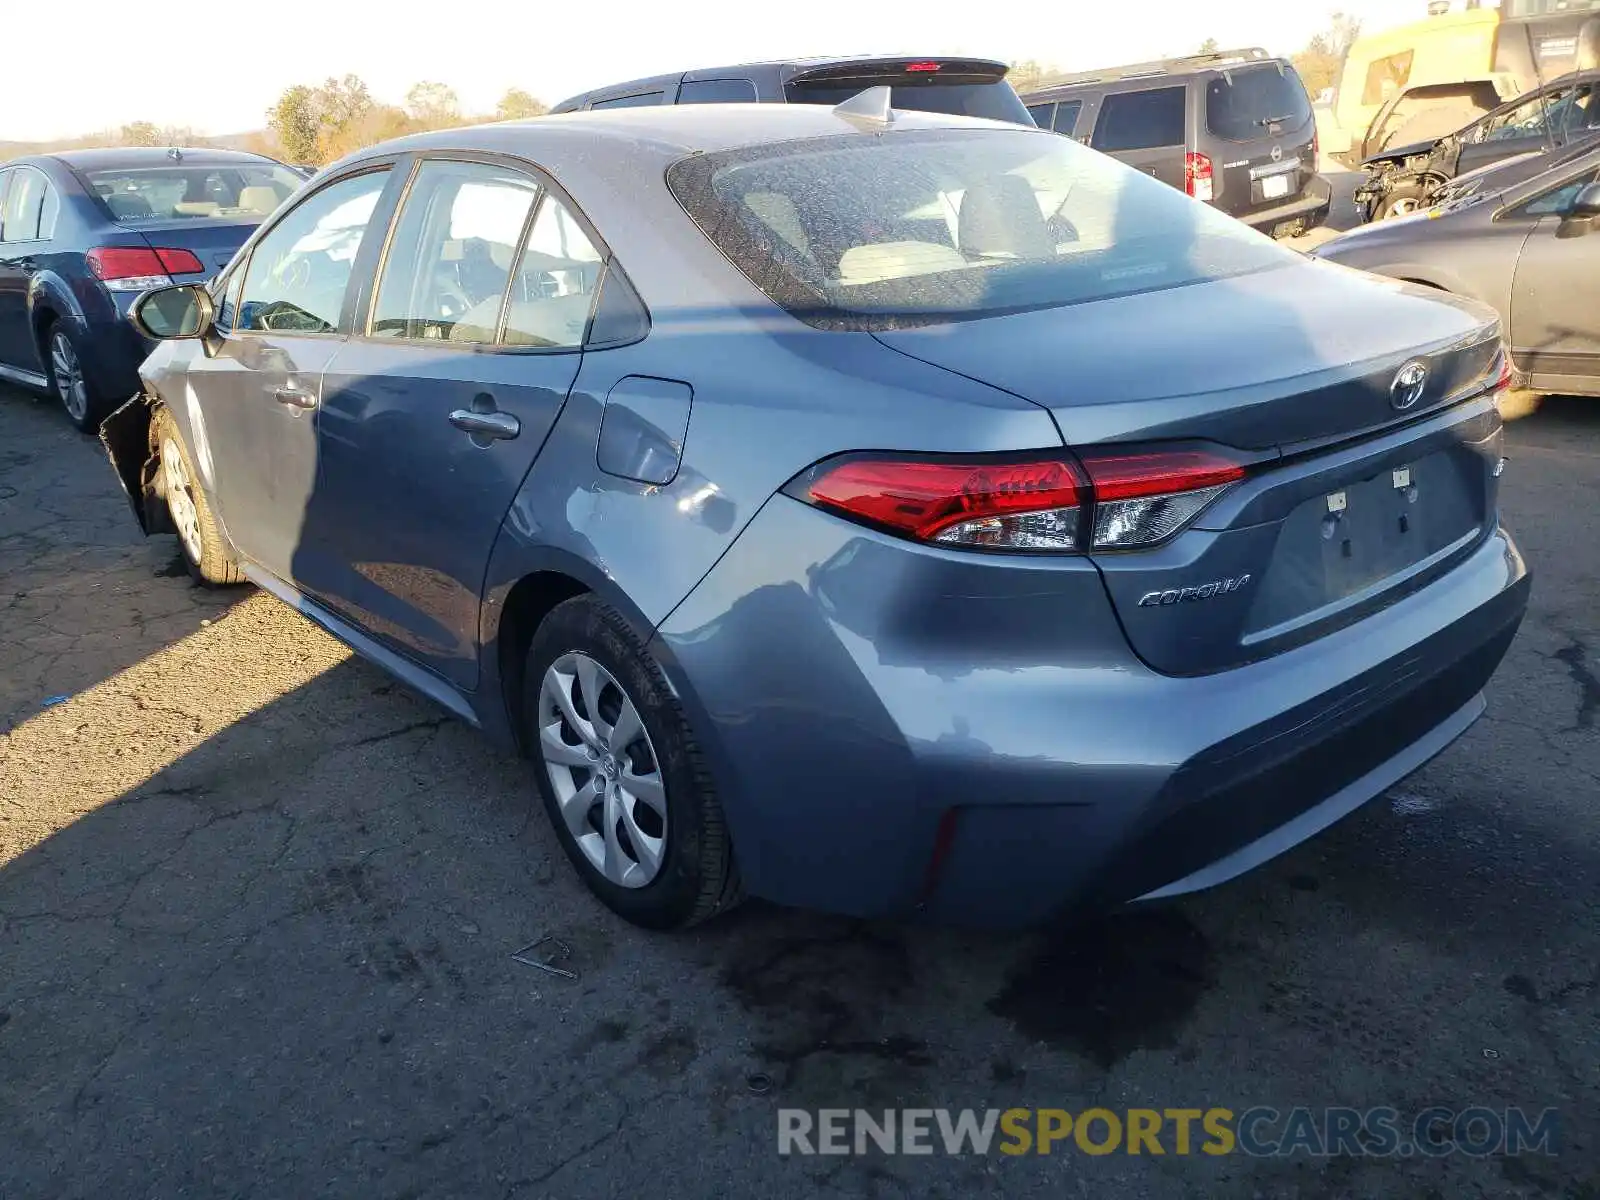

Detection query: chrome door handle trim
xmin=449 ymin=409 xmax=520 ymax=440
xmin=271 ymin=385 xmax=317 ymax=410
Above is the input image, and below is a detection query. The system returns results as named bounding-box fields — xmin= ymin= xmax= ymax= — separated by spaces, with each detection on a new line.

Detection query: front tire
xmin=523 ymin=595 xmax=740 ymax=930
xmin=1375 ymin=184 xmax=1428 ymax=221
xmin=47 ymin=324 xmax=103 ymax=433
xmin=151 ymin=406 xmax=243 ymax=587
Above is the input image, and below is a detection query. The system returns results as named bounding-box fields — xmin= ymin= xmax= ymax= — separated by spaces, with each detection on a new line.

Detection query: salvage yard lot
xmin=1 ymin=384 xmax=1597 ymax=1198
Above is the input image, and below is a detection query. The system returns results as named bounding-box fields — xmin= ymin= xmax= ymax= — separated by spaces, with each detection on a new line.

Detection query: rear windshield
xmin=83 ymin=163 xmax=303 ymax=224
xmin=667 ymin=128 xmax=1294 ymax=331
xmin=1205 ymin=63 xmax=1313 ymax=140
xmin=786 ymin=75 xmax=1031 ymax=125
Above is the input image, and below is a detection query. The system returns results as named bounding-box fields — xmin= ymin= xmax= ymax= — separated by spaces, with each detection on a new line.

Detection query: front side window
xmin=677 ymin=79 xmax=759 ymax=104
xmin=1476 ymin=89 xmax=1563 ymax=142
xmin=1 ymin=167 xmax=48 ymax=242
xmin=668 ymin=128 xmax=1294 ymax=332
xmin=236 ymin=169 xmax=390 ymax=334
xmin=501 ymin=194 xmax=604 ymax=349
xmin=1093 ymin=88 xmax=1187 ymax=152
xmin=371 ymin=160 xmax=540 ymax=343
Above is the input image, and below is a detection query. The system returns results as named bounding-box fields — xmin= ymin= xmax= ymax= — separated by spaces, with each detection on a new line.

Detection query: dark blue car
xmin=0 ymin=147 xmax=303 ymax=430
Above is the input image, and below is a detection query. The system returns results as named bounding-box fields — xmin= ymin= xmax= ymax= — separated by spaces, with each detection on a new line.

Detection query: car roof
xmin=1022 ymin=47 xmax=1284 ymax=100
xmin=552 ymin=53 xmax=1010 ymax=111
xmin=39 ymin=147 xmax=285 ymax=171
xmin=343 ymin=101 xmax=1025 ymax=169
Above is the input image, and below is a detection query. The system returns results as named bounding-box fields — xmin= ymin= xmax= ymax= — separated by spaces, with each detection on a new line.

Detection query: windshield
xmin=84 ymin=163 xmax=303 ymax=224
xmin=667 ymin=128 xmax=1296 ymax=331
xmin=1205 ymin=64 xmax=1314 ymax=140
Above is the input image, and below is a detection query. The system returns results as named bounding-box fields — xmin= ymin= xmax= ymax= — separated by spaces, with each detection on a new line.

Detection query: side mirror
xmin=129 ymin=283 xmax=214 ymax=340
xmin=1570 ymin=181 xmax=1600 ymax=219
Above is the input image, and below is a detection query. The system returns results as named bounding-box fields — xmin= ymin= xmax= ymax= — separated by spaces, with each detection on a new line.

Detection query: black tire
xmin=150 ymin=406 xmax=244 ymax=587
xmin=45 ymin=322 xmax=106 ymax=433
xmin=522 ymin=594 xmax=741 ymax=930
xmin=1375 ymin=184 xmax=1429 ymax=221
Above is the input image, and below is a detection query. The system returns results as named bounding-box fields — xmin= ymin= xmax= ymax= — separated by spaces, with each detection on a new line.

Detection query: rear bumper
xmin=1240 ymin=173 xmax=1333 ymax=234
xmin=655 ymin=495 xmax=1529 ymax=926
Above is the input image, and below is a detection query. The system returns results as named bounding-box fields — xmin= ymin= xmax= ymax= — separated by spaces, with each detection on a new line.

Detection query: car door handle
xmin=448 ymin=409 xmax=520 ymax=440
xmin=271 ymin=385 xmax=317 ymax=410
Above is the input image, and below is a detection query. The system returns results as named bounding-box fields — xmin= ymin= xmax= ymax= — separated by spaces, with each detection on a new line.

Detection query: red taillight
xmin=1494 ymin=350 xmax=1512 ymax=393
xmin=1185 ymin=152 xmax=1215 ymax=202
xmin=87 ymin=246 xmax=165 ymax=281
xmin=806 ymin=457 xmax=1085 ymax=542
xmin=904 ymin=61 xmax=943 ymax=72
xmin=797 ymin=446 xmax=1245 ymax=553
xmin=1077 ymin=449 xmax=1245 ymax=501
xmin=87 ymin=246 xmax=205 ymax=289
xmin=154 ymin=247 xmax=204 ymax=274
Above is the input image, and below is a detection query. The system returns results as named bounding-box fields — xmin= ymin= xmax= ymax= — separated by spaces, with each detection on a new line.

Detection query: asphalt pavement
xmin=1 ymin=368 xmax=1597 ymax=1199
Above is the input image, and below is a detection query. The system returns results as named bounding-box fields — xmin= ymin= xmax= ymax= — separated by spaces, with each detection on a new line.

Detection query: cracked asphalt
xmin=1 ymin=384 xmax=1597 ymax=1200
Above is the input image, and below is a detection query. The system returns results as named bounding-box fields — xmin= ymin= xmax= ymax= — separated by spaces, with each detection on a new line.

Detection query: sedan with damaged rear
xmin=1356 ymin=70 xmax=1600 ymax=220
xmin=104 ymin=98 xmax=1527 ymax=930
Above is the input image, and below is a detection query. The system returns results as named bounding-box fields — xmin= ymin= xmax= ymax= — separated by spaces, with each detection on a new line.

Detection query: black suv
xmin=1021 ymin=48 xmax=1331 ymax=238
xmin=549 ymin=55 xmax=1033 ymax=124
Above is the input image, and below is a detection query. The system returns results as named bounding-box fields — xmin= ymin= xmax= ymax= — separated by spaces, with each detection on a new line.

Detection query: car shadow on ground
xmin=1 ymin=587 xmax=1595 ymax=1197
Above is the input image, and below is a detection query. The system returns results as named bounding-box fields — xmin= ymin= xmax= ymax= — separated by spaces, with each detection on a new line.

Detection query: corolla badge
xmin=1138 ymin=574 xmax=1251 ymax=608
xmin=1390 ymin=361 xmax=1429 ymax=411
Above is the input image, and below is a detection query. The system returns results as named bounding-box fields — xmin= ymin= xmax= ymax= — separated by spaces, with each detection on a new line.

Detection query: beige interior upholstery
xmin=238 ymin=186 xmax=282 ymax=216
xmin=743 ymin=192 xmax=810 ymax=256
xmin=958 ymin=174 xmax=1053 ymax=259
xmin=836 ymin=241 xmax=968 ymax=286
xmin=448 ymin=292 xmax=593 ymax=347
xmin=175 ymin=201 xmax=221 ymax=217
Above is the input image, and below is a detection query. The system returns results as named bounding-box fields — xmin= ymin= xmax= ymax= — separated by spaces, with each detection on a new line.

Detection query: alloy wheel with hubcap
xmin=161 ymin=437 xmax=205 ymax=565
xmin=537 ymin=650 xmax=668 ymax=889
xmin=50 ymin=330 xmax=92 ymax=427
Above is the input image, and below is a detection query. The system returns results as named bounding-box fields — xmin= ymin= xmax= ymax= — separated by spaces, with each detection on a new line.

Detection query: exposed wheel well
xmin=497 ymin=570 xmax=590 ymax=754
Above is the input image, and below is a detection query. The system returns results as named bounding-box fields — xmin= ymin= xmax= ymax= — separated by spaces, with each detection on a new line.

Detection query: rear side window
xmin=1093 ymin=88 xmax=1187 ymax=151
xmin=1 ymin=167 xmax=48 ymax=242
xmin=677 ymin=79 xmax=758 ymax=104
xmin=1205 ymin=64 xmax=1313 ymax=140
xmin=590 ymin=92 xmax=665 ymax=109
xmin=1027 ymin=102 xmax=1054 ymax=127
xmin=370 ymin=160 xmax=540 ymax=343
xmin=1051 ymin=100 xmax=1083 ymax=135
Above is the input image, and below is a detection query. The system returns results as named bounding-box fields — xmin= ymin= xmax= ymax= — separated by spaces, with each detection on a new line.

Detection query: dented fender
xmin=98 ymin=392 xmax=174 ymax=537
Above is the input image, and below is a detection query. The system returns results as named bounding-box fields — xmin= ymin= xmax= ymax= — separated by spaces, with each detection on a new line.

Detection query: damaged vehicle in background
xmin=103 ymin=99 xmax=1526 ymax=931
xmin=1356 ymin=69 xmax=1600 ymax=220
xmin=1316 ymin=141 xmax=1600 ymax=417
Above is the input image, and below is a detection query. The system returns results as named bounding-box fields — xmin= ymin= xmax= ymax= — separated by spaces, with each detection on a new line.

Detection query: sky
xmin=5 ymin=0 xmax=1422 ymax=141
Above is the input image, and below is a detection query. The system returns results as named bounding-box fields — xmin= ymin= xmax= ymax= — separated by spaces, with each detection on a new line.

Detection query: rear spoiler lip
xmin=787 ymin=58 xmax=1009 ymax=85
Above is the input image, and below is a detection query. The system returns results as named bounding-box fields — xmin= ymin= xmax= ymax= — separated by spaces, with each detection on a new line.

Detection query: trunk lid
xmin=133 ymin=218 xmax=262 ymax=279
xmin=874 ymin=261 xmax=1505 ymax=675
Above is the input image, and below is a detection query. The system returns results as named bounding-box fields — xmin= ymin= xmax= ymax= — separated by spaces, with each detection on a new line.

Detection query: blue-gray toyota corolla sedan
xmin=103 ymin=99 xmax=1530 ymax=930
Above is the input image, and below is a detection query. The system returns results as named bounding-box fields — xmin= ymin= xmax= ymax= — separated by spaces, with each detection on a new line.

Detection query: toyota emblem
xmin=1390 ymin=361 xmax=1429 ymax=410
xmin=1271 ymin=144 xmax=1283 ymax=162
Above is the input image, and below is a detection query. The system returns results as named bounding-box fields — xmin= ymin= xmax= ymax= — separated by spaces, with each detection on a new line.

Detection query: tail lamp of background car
xmin=793 ymin=447 xmax=1246 ymax=552
xmin=86 ymin=246 xmax=205 ymax=293
xmin=1185 ymin=152 xmax=1215 ymax=202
